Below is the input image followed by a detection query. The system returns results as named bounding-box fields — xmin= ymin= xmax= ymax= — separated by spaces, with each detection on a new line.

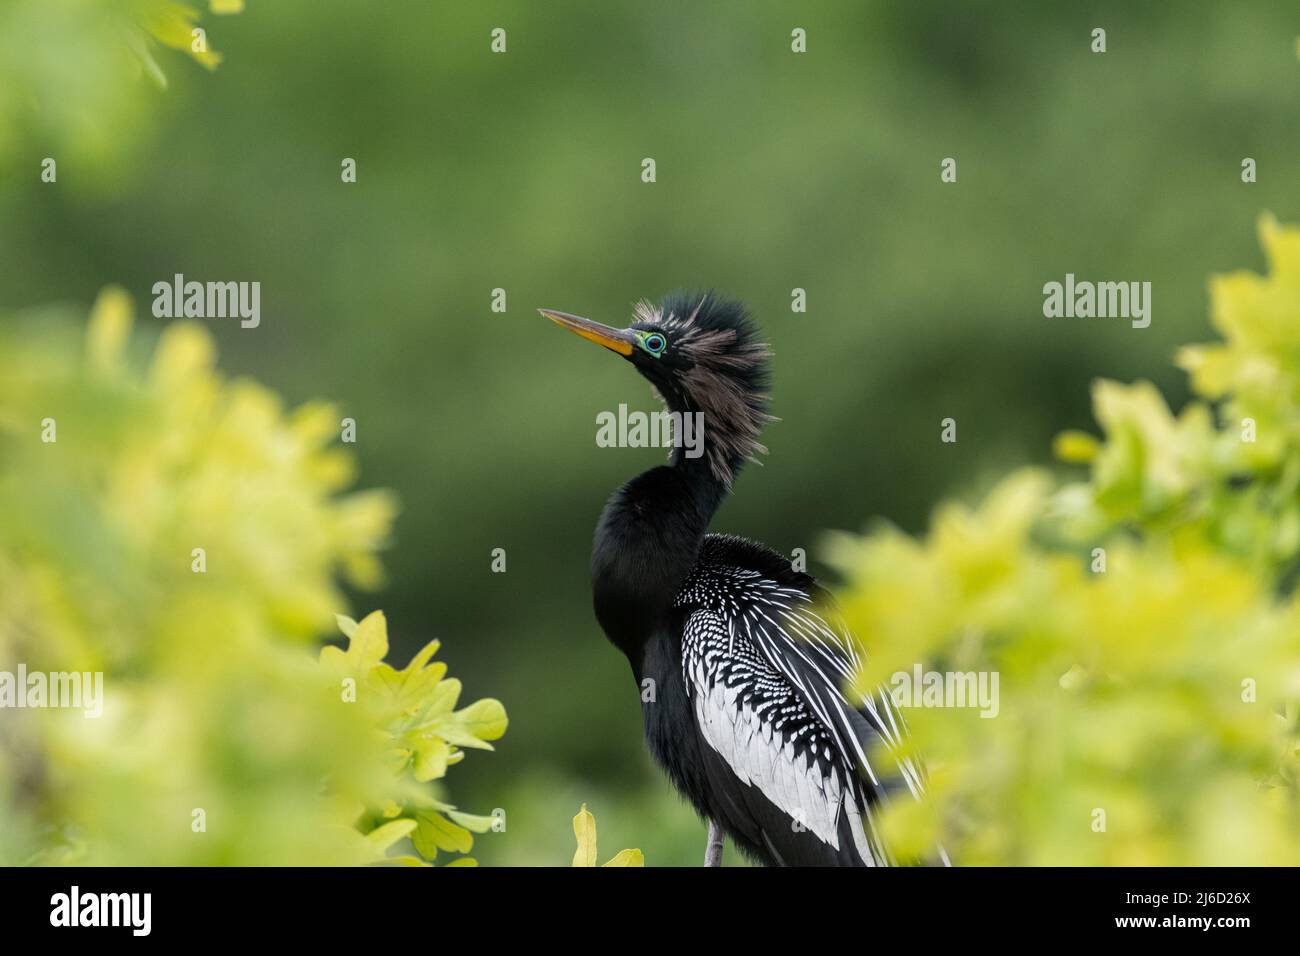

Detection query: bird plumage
xmin=543 ymin=292 xmax=929 ymax=866
xmin=662 ymin=533 xmax=923 ymax=865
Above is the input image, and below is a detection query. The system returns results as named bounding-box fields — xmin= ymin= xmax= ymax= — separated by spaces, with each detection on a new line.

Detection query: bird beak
xmin=539 ymin=309 xmax=637 ymax=357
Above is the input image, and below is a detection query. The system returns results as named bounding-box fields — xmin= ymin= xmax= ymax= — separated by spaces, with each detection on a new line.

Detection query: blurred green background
xmin=2 ymin=0 xmax=1297 ymax=865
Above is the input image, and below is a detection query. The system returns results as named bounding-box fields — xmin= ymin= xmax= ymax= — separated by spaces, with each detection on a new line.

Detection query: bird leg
xmin=703 ymin=819 xmax=725 ymax=867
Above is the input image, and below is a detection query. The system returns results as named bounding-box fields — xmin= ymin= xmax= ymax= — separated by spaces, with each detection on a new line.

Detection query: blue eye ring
xmin=643 ymin=333 xmax=667 ymax=356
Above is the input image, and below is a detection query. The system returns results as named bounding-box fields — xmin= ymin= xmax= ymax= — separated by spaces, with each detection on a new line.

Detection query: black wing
xmin=675 ymin=534 xmax=926 ymax=866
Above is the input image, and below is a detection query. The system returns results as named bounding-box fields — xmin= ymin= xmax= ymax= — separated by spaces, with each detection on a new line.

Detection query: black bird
xmin=541 ymin=293 xmax=929 ymax=866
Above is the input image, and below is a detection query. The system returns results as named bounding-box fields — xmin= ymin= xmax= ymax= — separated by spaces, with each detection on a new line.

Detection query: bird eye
xmin=643 ymin=333 xmax=666 ymax=356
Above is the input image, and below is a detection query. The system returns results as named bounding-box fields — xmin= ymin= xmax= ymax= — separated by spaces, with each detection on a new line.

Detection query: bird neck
xmin=591 ymin=383 xmax=759 ymax=662
xmin=660 ymin=381 xmax=753 ymax=509
xmin=590 ymin=457 xmax=730 ymax=664
xmin=668 ymin=441 xmax=733 ymax=518
xmin=662 ymin=385 xmax=750 ymax=530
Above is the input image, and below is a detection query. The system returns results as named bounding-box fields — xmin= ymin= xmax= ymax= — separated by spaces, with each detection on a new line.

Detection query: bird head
xmin=540 ymin=291 xmax=773 ymax=486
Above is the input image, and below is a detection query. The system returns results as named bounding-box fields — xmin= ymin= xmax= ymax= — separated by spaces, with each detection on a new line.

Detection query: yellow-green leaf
xmin=412 ymin=810 xmax=473 ymax=860
xmin=572 ymin=804 xmax=598 ymax=867
xmin=365 ymin=819 xmax=416 ymax=854
xmin=447 ymin=810 xmax=497 ymax=833
xmin=602 ymin=848 xmax=645 ymax=867
xmin=425 ymin=697 xmax=508 ymax=750
xmin=1053 ymin=429 xmax=1100 ymax=464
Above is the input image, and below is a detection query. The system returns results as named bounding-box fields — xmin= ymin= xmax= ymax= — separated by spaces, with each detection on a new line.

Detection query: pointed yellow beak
xmin=539 ymin=309 xmax=637 ymax=357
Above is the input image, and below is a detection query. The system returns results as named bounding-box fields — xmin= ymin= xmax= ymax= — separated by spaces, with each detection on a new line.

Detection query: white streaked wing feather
xmin=676 ymin=550 xmax=934 ymax=865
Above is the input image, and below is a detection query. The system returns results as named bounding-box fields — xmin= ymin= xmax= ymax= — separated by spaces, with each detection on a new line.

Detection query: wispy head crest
xmin=633 ymin=291 xmax=774 ymax=486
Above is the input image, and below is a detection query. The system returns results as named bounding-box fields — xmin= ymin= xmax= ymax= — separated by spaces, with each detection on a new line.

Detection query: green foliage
xmin=0 ymin=290 xmax=503 ymax=865
xmin=828 ymin=215 xmax=1300 ymax=865
xmin=128 ymin=1 xmax=248 ymax=79
xmin=0 ymin=1 xmax=240 ymax=178
xmin=323 ymin=610 xmax=507 ymax=865
xmin=570 ymin=804 xmax=643 ymax=867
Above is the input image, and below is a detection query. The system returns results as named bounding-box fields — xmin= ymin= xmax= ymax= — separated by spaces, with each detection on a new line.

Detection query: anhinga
xmin=541 ymin=293 xmax=928 ymax=866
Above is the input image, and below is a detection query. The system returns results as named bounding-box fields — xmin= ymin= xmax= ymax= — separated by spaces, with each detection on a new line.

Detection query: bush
xmin=829 ymin=214 xmax=1300 ymax=865
xmin=0 ymin=290 xmax=505 ymax=865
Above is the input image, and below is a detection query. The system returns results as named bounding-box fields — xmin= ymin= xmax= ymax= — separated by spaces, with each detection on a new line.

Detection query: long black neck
xmin=589 ymin=406 xmax=740 ymax=664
